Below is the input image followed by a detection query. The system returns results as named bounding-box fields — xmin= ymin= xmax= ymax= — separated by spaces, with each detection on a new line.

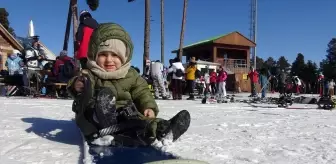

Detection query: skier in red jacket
xmin=209 ymin=71 xmax=217 ymax=95
xmin=248 ymin=66 xmax=259 ymax=97
xmin=75 ymin=10 xmax=98 ymax=69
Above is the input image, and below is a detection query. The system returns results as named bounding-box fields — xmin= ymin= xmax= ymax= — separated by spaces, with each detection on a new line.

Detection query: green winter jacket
xmin=67 ymin=23 xmax=158 ymax=136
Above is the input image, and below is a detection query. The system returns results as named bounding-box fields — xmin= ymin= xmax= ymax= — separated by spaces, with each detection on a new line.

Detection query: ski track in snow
xmin=1 ymin=94 xmax=336 ymax=164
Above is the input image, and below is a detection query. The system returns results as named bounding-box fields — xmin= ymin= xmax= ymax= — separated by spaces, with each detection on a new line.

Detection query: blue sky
xmin=3 ymin=0 xmax=336 ymax=69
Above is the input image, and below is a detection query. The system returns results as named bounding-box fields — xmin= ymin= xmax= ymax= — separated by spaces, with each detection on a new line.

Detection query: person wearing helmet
xmin=75 ymin=10 xmax=99 ymax=69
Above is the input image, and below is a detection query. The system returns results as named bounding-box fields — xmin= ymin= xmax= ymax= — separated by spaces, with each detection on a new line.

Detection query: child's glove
xmin=85 ymin=132 xmax=100 ymax=143
xmin=74 ymin=76 xmax=86 ymax=93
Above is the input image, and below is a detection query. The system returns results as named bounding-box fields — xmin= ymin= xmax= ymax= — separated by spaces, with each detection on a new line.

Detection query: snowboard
xmin=87 ymin=143 xmax=209 ymax=164
xmin=88 ymin=144 xmax=178 ymax=164
xmin=85 ymin=135 xmax=209 ymax=164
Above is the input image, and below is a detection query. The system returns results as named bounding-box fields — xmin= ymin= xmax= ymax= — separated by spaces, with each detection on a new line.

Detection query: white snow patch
xmin=1 ymin=94 xmax=336 ymax=164
xmin=91 ymin=135 xmax=114 ymax=146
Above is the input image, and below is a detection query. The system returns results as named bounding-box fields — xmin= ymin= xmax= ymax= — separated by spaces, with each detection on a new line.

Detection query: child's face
xmin=96 ymin=51 xmax=122 ymax=72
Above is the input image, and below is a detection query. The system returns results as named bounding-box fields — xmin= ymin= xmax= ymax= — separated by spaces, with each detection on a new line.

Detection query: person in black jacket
xmin=75 ymin=10 xmax=99 ymax=69
xmin=278 ymin=69 xmax=287 ymax=95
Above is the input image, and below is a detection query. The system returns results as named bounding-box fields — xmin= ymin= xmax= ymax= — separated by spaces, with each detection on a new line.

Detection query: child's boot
xmin=156 ymin=110 xmax=190 ymax=142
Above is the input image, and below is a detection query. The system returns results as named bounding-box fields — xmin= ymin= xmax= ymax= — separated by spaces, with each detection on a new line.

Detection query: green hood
xmin=87 ymin=23 xmax=134 ymax=63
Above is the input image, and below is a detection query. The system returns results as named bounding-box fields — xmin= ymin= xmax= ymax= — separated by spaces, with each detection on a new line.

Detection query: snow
xmin=1 ymin=94 xmax=336 ymax=164
xmin=91 ymin=135 xmax=114 ymax=146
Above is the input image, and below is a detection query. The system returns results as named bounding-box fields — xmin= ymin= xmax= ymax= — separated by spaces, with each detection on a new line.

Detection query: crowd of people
xmin=142 ymin=56 xmax=233 ymax=101
xmin=247 ymin=66 xmax=336 ymax=99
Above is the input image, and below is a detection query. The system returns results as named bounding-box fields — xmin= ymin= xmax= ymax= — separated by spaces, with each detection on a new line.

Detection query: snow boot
xmin=156 ymin=110 xmax=191 ymax=142
xmin=95 ymin=87 xmax=118 ymax=129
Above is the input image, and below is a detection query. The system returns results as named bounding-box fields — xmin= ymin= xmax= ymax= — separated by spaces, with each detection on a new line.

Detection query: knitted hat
xmin=96 ymin=39 xmax=127 ymax=64
xmin=87 ymin=23 xmax=133 ymax=63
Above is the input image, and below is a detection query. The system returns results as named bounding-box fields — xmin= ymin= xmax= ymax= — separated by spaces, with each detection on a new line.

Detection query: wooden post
xmin=178 ymin=0 xmax=188 ymax=60
xmin=143 ymin=0 xmax=151 ymax=72
xmin=213 ymin=46 xmax=217 ymax=63
xmin=71 ymin=0 xmax=79 ymax=55
xmin=160 ymin=0 xmax=164 ymax=64
xmin=63 ymin=0 xmax=72 ymax=51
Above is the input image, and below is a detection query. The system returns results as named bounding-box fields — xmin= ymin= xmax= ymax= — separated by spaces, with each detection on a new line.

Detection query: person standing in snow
xmin=277 ymin=69 xmax=287 ymax=95
xmin=292 ymin=75 xmax=301 ymax=95
xmin=185 ymin=58 xmax=197 ymax=100
xmin=329 ymin=79 xmax=335 ymax=96
xmin=269 ymin=67 xmax=278 ymax=93
xmin=209 ymin=70 xmax=217 ymax=96
xmin=22 ymin=37 xmax=45 ymax=91
xmin=203 ymin=66 xmax=211 ymax=97
xmin=318 ymin=72 xmax=324 ymax=96
xmin=168 ymin=57 xmax=184 ymax=100
xmin=75 ymin=10 xmax=99 ymax=69
xmin=216 ymin=66 xmax=227 ymax=100
xmin=258 ymin=68 xmax=269 ymax=98
xmin=150 ymin=60 xmax=168 ymax=99
xmin=247 ymin=66 xmax=258 ymax=97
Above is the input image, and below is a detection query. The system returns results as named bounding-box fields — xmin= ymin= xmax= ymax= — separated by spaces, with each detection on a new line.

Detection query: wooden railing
xmin=217 ymin=59 xmax=249 ymax=74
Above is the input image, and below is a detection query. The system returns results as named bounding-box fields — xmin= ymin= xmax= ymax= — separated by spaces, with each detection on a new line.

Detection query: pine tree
xmin=263 ymin=57 xmax=276 ymax=70
xmin=251 ymin=56 xmax=264 ymax=70
xmin=86 ymin=0 xmax=99 ymax=11
xmin=303 ymin=60 xmax=318 ymax=93
xmin=322 ymin=38 xmax=336 ymax=79
xmin=0 ymin=8 xmax=15 ymax=36
xmin=291 ymin=53 xmax=306 ymax=77
xmin=276 ymin=56 xmax=291 ymax=72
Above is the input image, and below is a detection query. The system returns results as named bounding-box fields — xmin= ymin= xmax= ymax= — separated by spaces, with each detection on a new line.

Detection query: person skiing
xmin=67 ymin=23 xmax=190 ymax=146
xmin=150 ymin=60 xmax=168 ymax=99
xmin=75 ymin=10 xmax=99 ymax=69
xmin=258 ymin=68 xmax=269 ymax=99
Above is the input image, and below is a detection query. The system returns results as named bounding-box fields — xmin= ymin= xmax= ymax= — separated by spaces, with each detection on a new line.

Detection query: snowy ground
xmin=1 ymin=94 xmax=336 ymax=164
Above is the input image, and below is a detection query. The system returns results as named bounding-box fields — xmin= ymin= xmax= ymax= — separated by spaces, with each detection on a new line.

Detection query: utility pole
xmin=250 ymin=0 xmax=257 ymax=69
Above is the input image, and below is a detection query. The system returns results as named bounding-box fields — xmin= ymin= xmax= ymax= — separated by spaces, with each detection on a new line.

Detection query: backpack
xmin=62 ymin=60 xmax=75 ymax=78
xmin=195 ymin=69 xmax=201 ymax=78
xmin=175 ymin=69 xmax=183 ymax=78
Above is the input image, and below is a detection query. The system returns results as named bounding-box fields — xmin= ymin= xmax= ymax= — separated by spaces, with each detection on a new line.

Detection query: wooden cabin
xmin=171 ymin=31 xmax=256 ymax=92
xmin=0 ymin=23 xmax=24 ymax=71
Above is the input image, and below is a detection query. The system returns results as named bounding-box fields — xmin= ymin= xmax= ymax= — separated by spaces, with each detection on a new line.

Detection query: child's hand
xmin=144 ymin=109 xmax=155 ymax=118
xmin=74 ymin=77 xmax=85 ymax=93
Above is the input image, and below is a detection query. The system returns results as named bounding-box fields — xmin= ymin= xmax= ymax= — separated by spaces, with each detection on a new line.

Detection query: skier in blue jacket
xmin=258 ymin=68 xmax=270 ymax=98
